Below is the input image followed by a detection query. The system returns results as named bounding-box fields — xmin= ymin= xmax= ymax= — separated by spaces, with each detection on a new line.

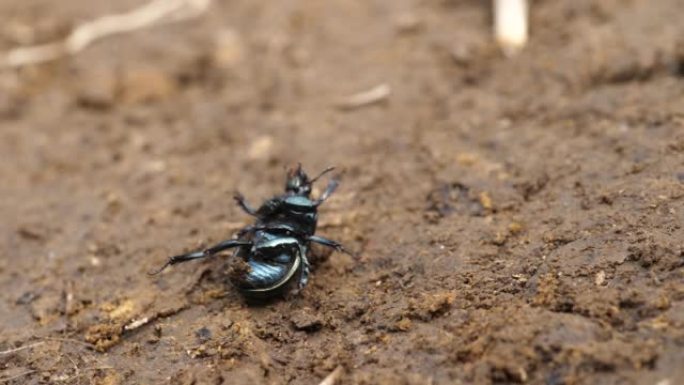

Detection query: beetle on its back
xmin=150 ymin=164 xmax=351 ymax=299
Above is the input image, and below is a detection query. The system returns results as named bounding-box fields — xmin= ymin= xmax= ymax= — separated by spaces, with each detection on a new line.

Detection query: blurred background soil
xmin=1 ymin=0 xmax=683 ymax=384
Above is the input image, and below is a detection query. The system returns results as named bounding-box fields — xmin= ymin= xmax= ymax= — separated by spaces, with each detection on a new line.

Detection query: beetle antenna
xmin=287 ymin=162 xmax=304 ymax=179
xmin=310 ymin=166 xmax=335 ymax=184
xmin=147 ymin=259 xmax=173 ymax=276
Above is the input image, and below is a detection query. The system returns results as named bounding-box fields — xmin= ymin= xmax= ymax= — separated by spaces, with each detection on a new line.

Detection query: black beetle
xmin=150 ymin=164 xmax=351 ymax=299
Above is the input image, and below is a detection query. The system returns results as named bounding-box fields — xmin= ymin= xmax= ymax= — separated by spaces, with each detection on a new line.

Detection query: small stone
xmin=394 ymin=13 xmax=422 ymax=34
xmin=195 ymin=326 xmax=212 ymax=342
xmin=29 ymin=292 xmax=62 ymax=323
xmin=98 ymin=372 xmax=123 ymax=385
xmin=508 ymin=222 xmax=523 ymax=234
xmin=143 ymin=159 xmax=167 ymax=173
xmin=119 ymin=68 xmax=177 ymax=104
xmin=456 ymin=152 xmax=478 ymax=166
xmin=212 ymin=29 xmax=245 ymax=68
xmin=0 ymin=92 xmax=24 ymax=119
xmin=16 ymin=291 xmax=39 ymax=305
xmin=85 ymin=323 xmax=123 ymax=352
xmin=492 ymin=231 xmax=507 ymax=246
xmin=106 ymin=299 xmax=136 ymax=320
xmin=291 ymin=309 xmax=323 ymax=332
xmin=248 ymin=135 xmax=274 ymax=160
xmin=76 ymin=70 xmax=117 ymax=110
xmin=90 ymin=256 xmax=101 ymax=267
xmin=17 ymin=225 xmax=46 ymax=241
xmin=451 ymin=44 xmax=473 ymax=65
xmin=595 ymin=270 xmax=606 ymax=286
xmin=479 ymin=191 xmax=493 ymax=210
xmin=394 ymin=317 xmax=412 ymax=332
xmin=410 ymin=292 xmax=455 ymax=320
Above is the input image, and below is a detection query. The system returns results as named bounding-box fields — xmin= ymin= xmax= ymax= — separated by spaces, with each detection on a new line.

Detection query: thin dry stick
xmin=64 ymin=354 xmax=81 ymax=385
xmin=493 ymin=0 xmax=529 ymax=56
xmin=318 ymin=366 xmax=343 ymax=385
xmin=336 ymin=84 xmax=391 ymax=110
xmin=0 ymin=342 xmax=45 ymax=355
xmin=68 ymin=366 xmax=115 ymax=382
xmin=39 ymin=336 xmax=96 ymax=349
xmin=0 ymin=370 xmax=37 ymax=383
xmin=0 ymin=366 xmax=114 ymax=384
xmin=124 ymin=302 xmax=190 ymax=332
xmin=1 ymin=0 xmax=211 ymax=68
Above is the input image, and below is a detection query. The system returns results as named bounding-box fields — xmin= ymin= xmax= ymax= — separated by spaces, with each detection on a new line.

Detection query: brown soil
xmin=1 ymin=1 xmax=684 ymax=384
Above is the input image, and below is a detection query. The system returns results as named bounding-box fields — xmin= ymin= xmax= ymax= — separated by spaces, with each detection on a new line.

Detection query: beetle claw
xmin=147 ymin=259 xmax=173 ymax=276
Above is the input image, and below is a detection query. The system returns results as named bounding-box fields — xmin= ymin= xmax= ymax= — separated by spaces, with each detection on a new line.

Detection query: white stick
xmin=0 ymin=342 xmax=45 ymax=355
xmin=1 ymin=0 xmax=211 ymax=68
xmin=336 ymin=84 xmax=391 ymax=110
xmin=493 ymin=0 xmax=528 ymax=56
xmin=318 ymin=366 xmax=343 ymax=385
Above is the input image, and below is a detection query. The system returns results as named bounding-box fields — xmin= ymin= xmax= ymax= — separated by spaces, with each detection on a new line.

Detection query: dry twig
xmin=64 ymin=354 xmax=81 ymax=385
xmin=124 ymin=302 xmax=189 ymax=332
xmin=1 ymin=0 xmax=211 ymax=68
xmin=336 ymin=84 xmax=391 ymax=110
xmin=0 ymin=370 xmax=37 ymax=383
xmin=0 ymin=342 xmax=45 ymax=355
xmin=318 ymin=366 xmax=343 ymax=385
xmin=40 ymin=336 xmax=96 ymax=349
xmin=493 ymin=0 xmax=528 ymax=56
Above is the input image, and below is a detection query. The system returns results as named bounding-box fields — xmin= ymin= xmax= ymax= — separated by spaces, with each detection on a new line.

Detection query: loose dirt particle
xmin=291 ymin=309 xmax=323 ymax=332
xmin=393 ymin=317 xmax=412 ymax=332
xmin=478 ymin=191 xmax=493 ymax=211
xmin=247 ymin=135 xmax=274 ymax=160
xmin=409 ymin=292 xmax=455 ymax=321
xmin=595 ymin=270 xmax=606 ymax=286
xmin=85 ymin=323 xmax=123 ymax=352
xmin=118 ymin=68 xmax=177 ymax=104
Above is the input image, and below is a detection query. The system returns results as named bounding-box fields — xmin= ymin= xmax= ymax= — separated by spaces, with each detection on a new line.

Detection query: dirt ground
xmin=1 ymin=0 xmax=683 ymax=384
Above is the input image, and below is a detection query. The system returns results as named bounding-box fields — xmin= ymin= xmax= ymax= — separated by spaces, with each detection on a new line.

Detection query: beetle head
xmin=285 ymin=164 xmax=334 ymax=196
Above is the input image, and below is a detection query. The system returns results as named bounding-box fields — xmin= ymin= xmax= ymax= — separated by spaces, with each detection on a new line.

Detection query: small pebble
xmin=76 ymin=70 xmax=117 ymax=110
xmin=291 ymin=309 xmax=323 ymax=332
xmin=16 ymin=291 xmax=39 ymax=305
xmin=119 ymin=68 xmax=177 ymax=104
xmin=595 ymin=270 xmax=606 ymax=286
xmin=212 ymin=29 xmax=245 ymax=68
xmin=195 ymin=326 xmax=212 ymax=342
xmin=248 ymin=135 xmax=274 ymax=160
xmin=394 ymin=13 xmax=422 ymax=34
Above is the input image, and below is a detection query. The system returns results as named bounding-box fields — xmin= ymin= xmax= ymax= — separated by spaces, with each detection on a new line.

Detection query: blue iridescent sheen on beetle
xmin=150 ymin=164 xmax=351 ymax=299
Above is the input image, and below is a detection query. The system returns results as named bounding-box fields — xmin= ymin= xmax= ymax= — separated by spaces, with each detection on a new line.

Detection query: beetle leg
xmin=255 ymin=197 xmax=284 ymax=217
xmin=298 ymin=253 xmax=310 ymax=290
xmin=233 ymin=192 xmax=258 ymax=216
xmin=236 ymin=225 xmax=260 ymax=238
xmin=149 ymin=239 xmax=251 ymax=275
xmin=313 ymin=179 xmax=339 ymax=206
xmin=308 ymin=235 xmax=354 ymax=257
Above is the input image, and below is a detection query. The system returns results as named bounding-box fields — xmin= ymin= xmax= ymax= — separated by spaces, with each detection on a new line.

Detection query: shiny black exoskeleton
xmin=150 ymin=165 xmax=350 ymax=299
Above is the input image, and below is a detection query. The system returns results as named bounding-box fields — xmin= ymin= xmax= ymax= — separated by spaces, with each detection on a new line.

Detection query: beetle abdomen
xmin=244 ymin=255 xmax=297 ymax=287
xmin=234 ymin=233 xmax=304 ymax=298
